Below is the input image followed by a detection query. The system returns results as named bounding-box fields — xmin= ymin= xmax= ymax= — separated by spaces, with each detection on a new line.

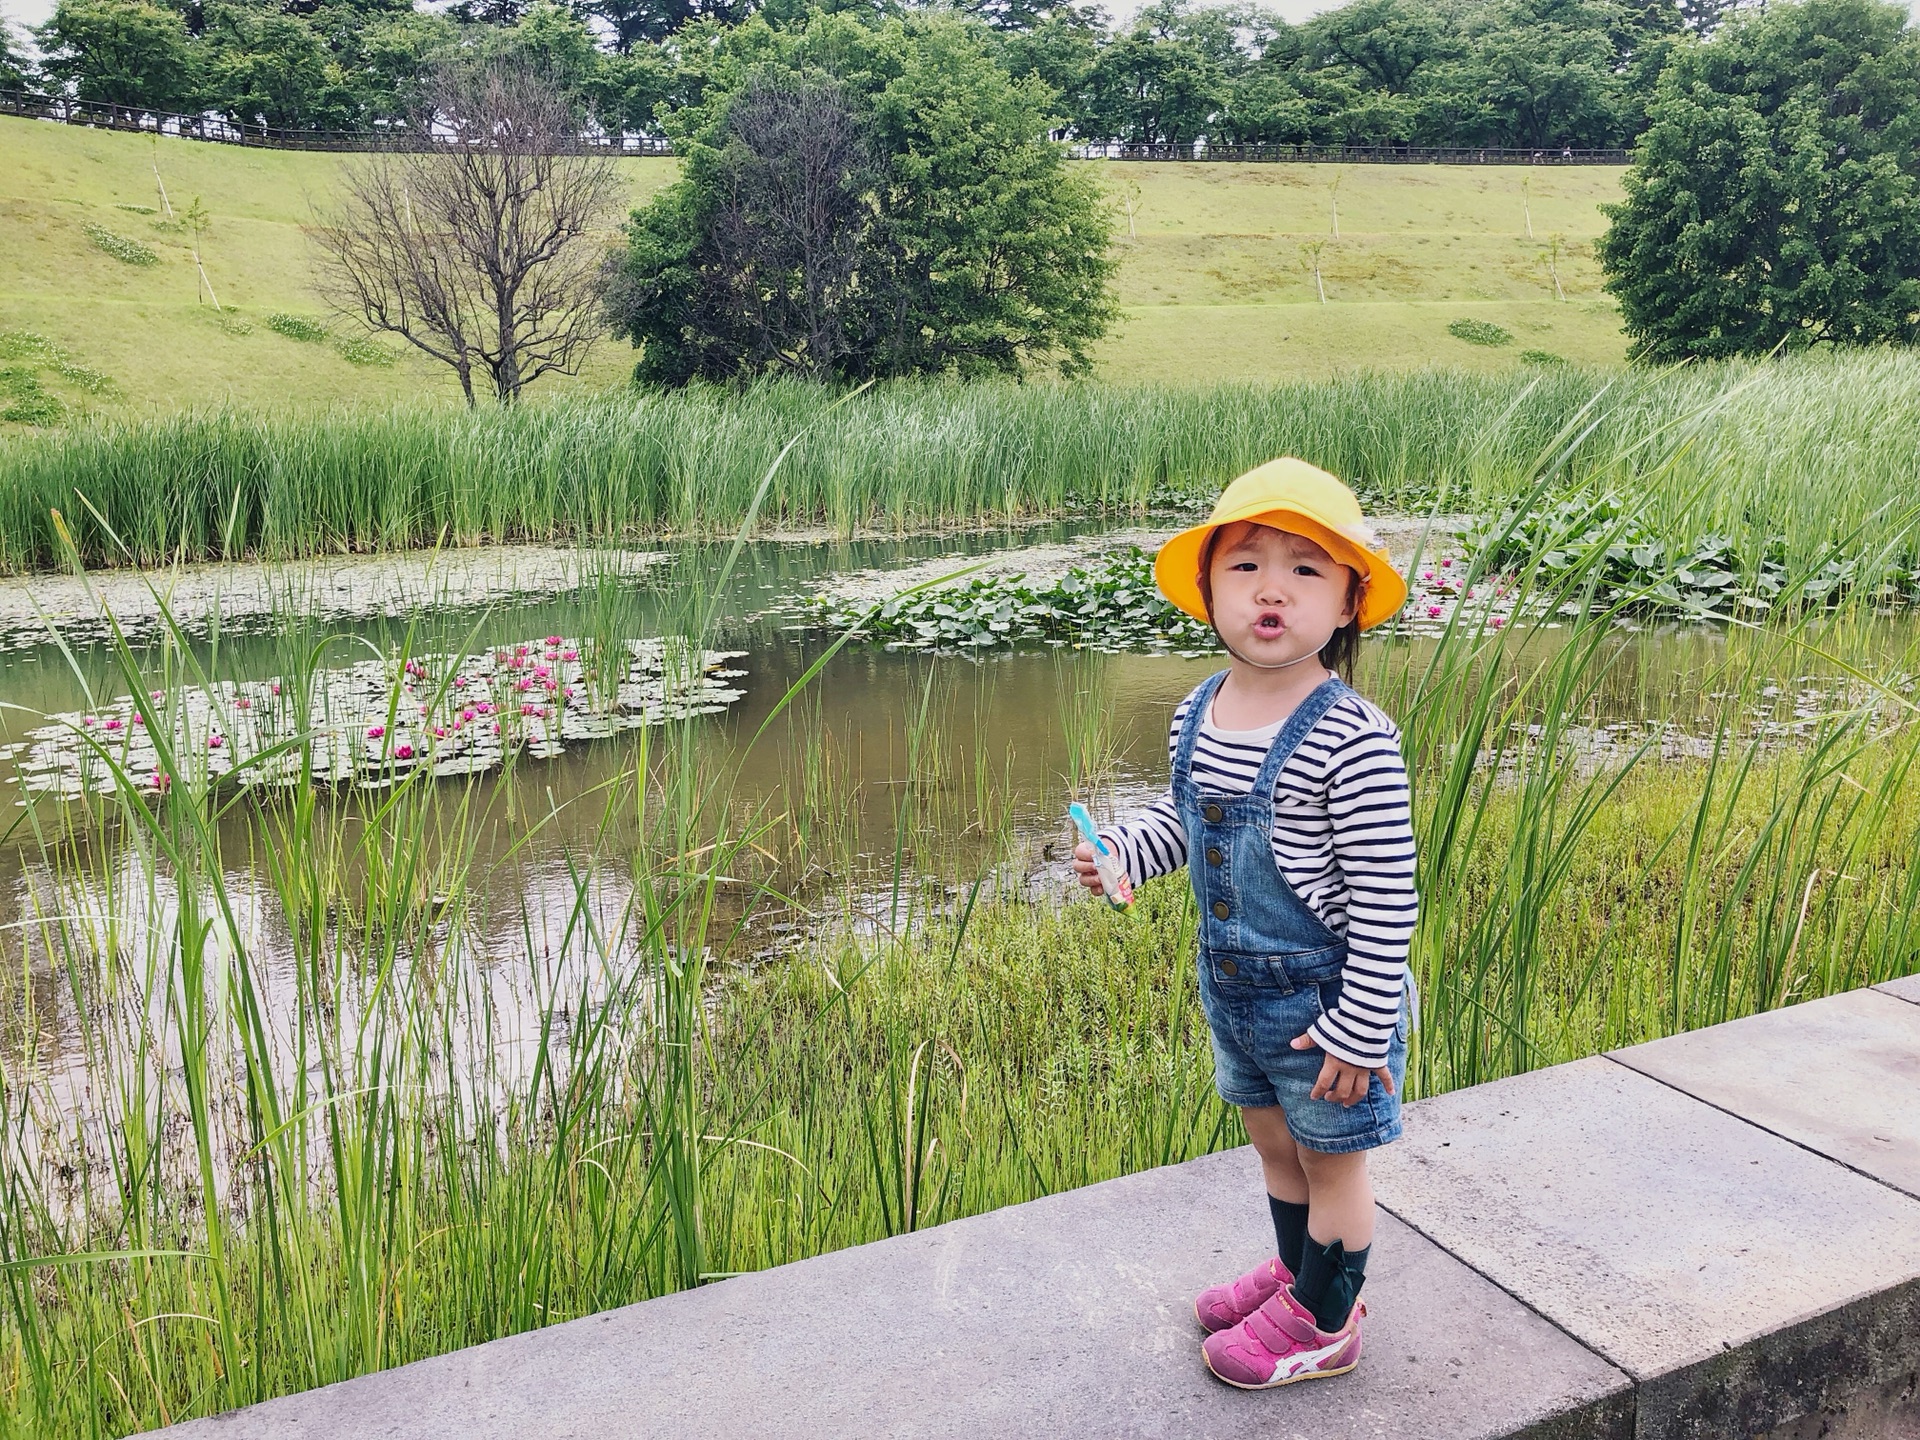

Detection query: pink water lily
xmin=208 ymin=735 xmax=223 ymax=749
xmin=1427 ymin=605 xmax=1442 ymax=618
xmin=1490 ymin=616 xmax=1506 ymax=629
xmin=561 ymin=650 xmax=577 ymax=661
xmin=395 ymin=743 xmax=414 ymax=760
xmin=104 ymin=718 xmax=122 ymax=731
xmin=367 ymin=725 xmax=386 ymax=740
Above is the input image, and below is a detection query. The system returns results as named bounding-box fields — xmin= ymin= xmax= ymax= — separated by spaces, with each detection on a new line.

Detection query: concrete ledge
xmin=163 ymin=980 xmax=1920 ymax=1440
xmin=1879 ymin=972 xmax=1920 ymax=1006
xmin=1612 ymin=986 xmax=1920 ymax=1198
xmin=165 ymin=1147 xmax=1631 ymax=1440
xmin=1371 ymin=1050 xmax=1920 ymax=1440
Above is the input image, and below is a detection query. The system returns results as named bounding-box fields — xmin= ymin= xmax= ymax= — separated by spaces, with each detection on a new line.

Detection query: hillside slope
xmin=0 ymin=116 xmax=1629 ymax=424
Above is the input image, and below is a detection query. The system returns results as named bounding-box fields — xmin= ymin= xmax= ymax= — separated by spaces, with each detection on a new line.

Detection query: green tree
xmin=2 ymin=10 xmax=38 ymax=92
xmin=605 ymin=13 xmax=1116 ymax=384
xmin=36 ymin=0 xmax=199 ymax=109
xmin=202 ymin=5 xmax=350 ymax=128
xmin=1598 ymin=0 xmax=1920 ymax=358
xmin=1455 ymin=0 xmax=1627 ymax=148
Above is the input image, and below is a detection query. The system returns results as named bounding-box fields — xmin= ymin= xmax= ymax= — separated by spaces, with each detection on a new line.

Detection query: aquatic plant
xmin=1 ymin=635 xmax=745 ymax=798
xmin=0 ymin=386 xmax=1918 ymax=1439
xmin=799 ymin=547 xmax=1214 ymax=653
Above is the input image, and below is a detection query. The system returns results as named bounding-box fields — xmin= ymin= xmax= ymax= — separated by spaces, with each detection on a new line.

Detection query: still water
xmin=0 ymin=521 xmax=1912 ymax=1084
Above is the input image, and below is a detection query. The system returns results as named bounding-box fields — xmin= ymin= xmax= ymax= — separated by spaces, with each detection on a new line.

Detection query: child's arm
xmin=1072 ymin=701 xmax=1193 ymax=895
xmin=1071 ymin=787 xmax=1186 ymax=894
xmin=1301 ymin=718 xmax=1419 ymax=1075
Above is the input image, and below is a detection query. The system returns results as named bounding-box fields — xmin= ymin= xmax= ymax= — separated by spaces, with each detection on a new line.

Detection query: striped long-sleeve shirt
xmin=1101 ymin=683 xmax=1419 ymax=1068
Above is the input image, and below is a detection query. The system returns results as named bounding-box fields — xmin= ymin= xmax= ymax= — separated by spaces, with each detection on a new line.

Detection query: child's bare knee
xmin=1241 ymin=1105 xmax=1297 ymax=1161
xmin=1295 ymin=1144 xmax=1367 ymax=1182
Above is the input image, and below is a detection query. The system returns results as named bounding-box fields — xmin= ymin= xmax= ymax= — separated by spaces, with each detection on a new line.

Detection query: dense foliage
xmin=12 ymin=0 xmax=1697 ymax=149
xmin=1598 ymin=0 xmax=1920 ymax=359
xmin=604 ymin=14 xmax=1116 ymax=384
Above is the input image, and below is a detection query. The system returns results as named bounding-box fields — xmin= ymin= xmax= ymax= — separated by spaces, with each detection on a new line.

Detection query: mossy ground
xmin=1 ymin=117 xmax=1630 ymax=426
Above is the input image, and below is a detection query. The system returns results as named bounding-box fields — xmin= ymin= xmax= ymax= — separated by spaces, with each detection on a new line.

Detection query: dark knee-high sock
xmin=1294 ymin=1235 xmax=1370 ymax=1331
xmin=1267 ymin=1194 xmax=1309 ymax=1276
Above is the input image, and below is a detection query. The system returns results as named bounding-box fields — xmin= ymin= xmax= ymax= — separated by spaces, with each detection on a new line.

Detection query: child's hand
xmin=1070 ymin=840 xmax=1106 ymax=894
xmin=1290 ymin=1032 xmax=1396 ymax=1107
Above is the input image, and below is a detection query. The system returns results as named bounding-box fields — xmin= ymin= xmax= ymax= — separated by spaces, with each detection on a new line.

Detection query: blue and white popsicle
xmin=1069 ymin=802 xmax=1135 ymax=911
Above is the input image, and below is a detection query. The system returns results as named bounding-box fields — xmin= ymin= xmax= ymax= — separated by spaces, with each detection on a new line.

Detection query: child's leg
xmin=1294 ymin=1146 xmax=1374 ymax=1331
xmin=1295 ymin=1146 xmax=1374 ymax=1250
xmin=1241 ymin=1105 xmax=1306 ymax=1202
xmin=1241 ymin=1106 xmax=1310 ymax=1275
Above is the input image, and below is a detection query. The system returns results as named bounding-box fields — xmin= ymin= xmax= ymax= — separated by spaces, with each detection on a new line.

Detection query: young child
xmin=1072 ymin=457 xmax=1416 ymax=1390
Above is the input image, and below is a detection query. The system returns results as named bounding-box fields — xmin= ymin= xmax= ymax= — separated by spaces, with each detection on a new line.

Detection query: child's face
xmin=1206 ymin=521 xmax=1358 ymax=668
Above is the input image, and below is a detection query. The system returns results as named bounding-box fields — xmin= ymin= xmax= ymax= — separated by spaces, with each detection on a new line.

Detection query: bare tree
xmin=1117 ymin=177 xmax=1144 ymax=242
xmin=600 ymin=78 xmax=892 ymax=385
xmin=1300 ymin=239 xmax=1329 ymax=304
xmin=314 ymin=63 xmax=621 ymax=405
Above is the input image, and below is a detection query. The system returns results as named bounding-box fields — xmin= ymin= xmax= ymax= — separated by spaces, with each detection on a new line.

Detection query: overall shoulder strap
xmin=1248 ymin=676 xmax=1348 ymax=799
xmin=1172 ymin=671 xmax=1230 ymax=785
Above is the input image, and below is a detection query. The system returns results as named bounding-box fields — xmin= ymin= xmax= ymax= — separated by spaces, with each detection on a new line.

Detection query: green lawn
xmin=0 ymin=117 xmax=1630 ymax=425
xmin=1093 ymin=160 xmax=1629 ymax=381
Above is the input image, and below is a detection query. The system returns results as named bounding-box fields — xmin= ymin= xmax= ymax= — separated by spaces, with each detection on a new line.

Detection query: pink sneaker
xmin=1201 ymin=1285 xmax=1365 ymax=1389
xmin=1193 ymin=1255 xmax=1294 ymax=1333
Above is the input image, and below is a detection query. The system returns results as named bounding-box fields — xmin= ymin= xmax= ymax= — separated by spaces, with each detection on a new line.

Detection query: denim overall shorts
xmin=1176 ymin=670 xmax=1409 ymax=1154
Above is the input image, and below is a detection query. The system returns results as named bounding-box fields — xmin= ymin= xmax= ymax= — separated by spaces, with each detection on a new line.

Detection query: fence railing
xmin=0 ymin=90 xmax=674 ymax=154
xmin=3 ymin=90 xmax=1631 ymax=166
xmin=1070 ymin=141 xmax=1631 ymax=165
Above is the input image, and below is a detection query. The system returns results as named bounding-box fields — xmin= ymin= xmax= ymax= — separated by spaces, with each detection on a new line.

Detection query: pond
xmin=1 ymin=517 xmax=1915 ymax=1102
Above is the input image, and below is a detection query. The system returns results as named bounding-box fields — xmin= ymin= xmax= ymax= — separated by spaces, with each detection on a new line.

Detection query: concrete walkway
xmin=167 ymin=977 xmax=1920 ymax=1440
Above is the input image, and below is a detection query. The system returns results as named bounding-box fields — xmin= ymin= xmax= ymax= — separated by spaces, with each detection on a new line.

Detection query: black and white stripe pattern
xmin=1102 ymin=684 xmax=1418 ymax=1069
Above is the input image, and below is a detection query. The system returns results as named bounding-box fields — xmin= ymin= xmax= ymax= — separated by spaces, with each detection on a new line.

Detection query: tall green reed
xmin=7 ymin=354 xmax=1920 ymax=582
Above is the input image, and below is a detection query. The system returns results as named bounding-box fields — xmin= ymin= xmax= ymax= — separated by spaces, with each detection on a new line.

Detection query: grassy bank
xmin=2 ymin=515 xmax=1917 ymax=1433
xmin=3 ymin=356 xmax=1919 ymax=581
xmin=1 ymin=115 xmax=1626 ymax=422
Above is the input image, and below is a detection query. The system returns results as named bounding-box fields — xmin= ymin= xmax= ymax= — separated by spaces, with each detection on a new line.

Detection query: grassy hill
xmin=0 ymin=115 xmax=1630 ymax=426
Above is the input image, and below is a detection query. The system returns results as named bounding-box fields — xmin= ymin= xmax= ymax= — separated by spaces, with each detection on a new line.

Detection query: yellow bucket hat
xmin=1154 ymin=458 xmax=1408 ymax=632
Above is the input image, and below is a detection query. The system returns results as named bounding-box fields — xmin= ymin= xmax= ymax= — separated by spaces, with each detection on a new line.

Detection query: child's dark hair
xmin=1197 ymin=529 xmax=1364 ymax=680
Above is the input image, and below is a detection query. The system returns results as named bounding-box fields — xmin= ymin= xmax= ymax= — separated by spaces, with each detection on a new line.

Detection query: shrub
xmin=1448 ymin=318 xmax=1514 ymax=347
xmin=0 ymin=332 xmax=55 ymax=363
xmin=83 ymin=223 xmax=158 ymax=266
xmin=1520 ymin=349 xmax=1566 ymax=365
xmin=335 ymin=336 xmax=397 ymax=367
xmin=267 ymin=313 xmax=329 ymax=343
xmin=0 ymin=373 xmax=67 ymax=426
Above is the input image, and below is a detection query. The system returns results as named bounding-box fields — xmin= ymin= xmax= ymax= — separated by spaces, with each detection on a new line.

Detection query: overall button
xmin=1203 ymin=803 xmax=1223 ymax=823
xmin=1205 ymin=846 xmax=1224 ymax=866
xmin=1219 ymin=958 xmax=1239 ymax=977
xmin=1211 ymin=900 xmax=1230 ymax=920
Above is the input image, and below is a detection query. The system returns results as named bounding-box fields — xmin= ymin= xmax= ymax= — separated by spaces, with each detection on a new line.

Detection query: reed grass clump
xmin=1 ymin=390 xmax=1918 ymax=1436
xmin=4 ymin=352 xmax=1920 ymax=580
